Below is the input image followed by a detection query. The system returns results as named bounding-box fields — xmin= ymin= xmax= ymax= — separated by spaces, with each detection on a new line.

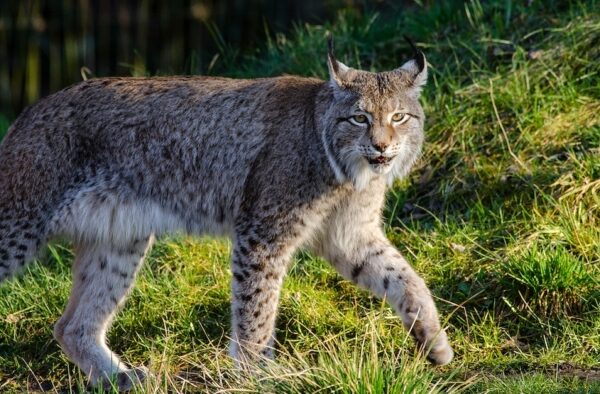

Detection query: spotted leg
xmin=53 ymin=237 xmax=153 ymax=390
xmin=229 ymin=238 xmax=290 ymax=365
xmin=317 ymin=226 xmax=453 ymax=365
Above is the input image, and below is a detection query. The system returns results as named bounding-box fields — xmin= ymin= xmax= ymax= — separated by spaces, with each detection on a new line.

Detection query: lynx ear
xmin=327 ymin=34 xmax=352 ymax=88
xmin=398 ymin=35 xmax=427 ymax=91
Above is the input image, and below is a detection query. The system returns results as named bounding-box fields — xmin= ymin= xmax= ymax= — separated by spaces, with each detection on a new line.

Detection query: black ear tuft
xmin=326 ymin=32 xmax=339 ymax=73
xmin=327 ymin=32 xmax=334 ymax=55
xmin=403 ymin=35 xmax=425 ymax=73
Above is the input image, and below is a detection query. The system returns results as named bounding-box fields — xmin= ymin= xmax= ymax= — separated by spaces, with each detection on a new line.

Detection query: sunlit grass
xmin=498 ymin=243 xmax=597 ymax=317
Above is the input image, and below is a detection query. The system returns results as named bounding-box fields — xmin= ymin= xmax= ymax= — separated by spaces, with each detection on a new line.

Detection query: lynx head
xmin=321 ymin=36 xmax=427 ymax=190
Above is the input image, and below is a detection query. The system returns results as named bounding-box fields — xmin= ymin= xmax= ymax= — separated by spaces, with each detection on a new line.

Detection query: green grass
xmin=1 ymin=0 xmax=599 ymax=392
xmin=0 ymin=114 xmax=9 ymax=141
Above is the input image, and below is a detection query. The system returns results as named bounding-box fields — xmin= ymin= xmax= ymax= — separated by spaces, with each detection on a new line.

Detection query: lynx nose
xmin=372 ymin=142 xmax=388 ymax=153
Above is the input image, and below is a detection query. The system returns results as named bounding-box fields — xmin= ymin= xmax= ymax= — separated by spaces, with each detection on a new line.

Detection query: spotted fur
xmin=0 ymin=40 xmax=452 ymax=390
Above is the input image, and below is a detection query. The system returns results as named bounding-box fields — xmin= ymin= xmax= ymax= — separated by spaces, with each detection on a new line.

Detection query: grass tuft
xmin=498 ymin=243 xmax=598 ymax=317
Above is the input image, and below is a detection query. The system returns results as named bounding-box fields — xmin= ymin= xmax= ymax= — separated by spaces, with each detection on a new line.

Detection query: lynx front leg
xmin=229 ymin=240 xmax=288 ymax=365
xmin=321 ymin=235 xmax=453 ymax=365
xmin=53 ymin=237 xmax=153 ymax=390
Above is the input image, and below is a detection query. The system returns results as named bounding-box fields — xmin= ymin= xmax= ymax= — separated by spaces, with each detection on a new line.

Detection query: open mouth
xmin=366 ymin=155 xmax=393 ymax=165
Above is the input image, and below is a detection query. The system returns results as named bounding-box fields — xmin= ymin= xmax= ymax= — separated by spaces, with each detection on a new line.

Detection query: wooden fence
xmin=0 ymin=0 xmax=377 ymax=117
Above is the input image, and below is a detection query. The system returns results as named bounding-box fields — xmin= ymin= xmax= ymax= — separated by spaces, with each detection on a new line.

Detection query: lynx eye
xmin=392 ymin=113 xmax=410 ymax=125
xmin=349 ymin=114 xmax=369 ymax=126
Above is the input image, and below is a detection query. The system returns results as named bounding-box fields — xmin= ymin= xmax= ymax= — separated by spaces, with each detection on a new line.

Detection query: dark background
xmin=0 ymin=0 xmax=408 ymax=117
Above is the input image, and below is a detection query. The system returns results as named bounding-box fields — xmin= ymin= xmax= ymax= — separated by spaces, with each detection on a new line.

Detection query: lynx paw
xmin=424 ymin=330 xmax=454 ymax=366
xmin=426 ymin=342 xmax=454 ymax=365
xmin=95 ymin=366 xmax=150 ymax=392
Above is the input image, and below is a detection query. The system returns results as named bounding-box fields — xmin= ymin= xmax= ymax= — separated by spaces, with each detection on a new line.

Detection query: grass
xmin=1 ymin=0 xmax=599 ymax=392
xmin=0 ymin=114 xmax=9 ymax=141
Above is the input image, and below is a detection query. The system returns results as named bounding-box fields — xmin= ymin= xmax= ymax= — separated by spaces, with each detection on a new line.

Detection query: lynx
xmin=0 ymin=37 xmax=453 ymax=390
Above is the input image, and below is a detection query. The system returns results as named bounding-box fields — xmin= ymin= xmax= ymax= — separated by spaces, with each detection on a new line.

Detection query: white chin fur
xmin=369 ymin=162 xmax=393 ymax=175
xmin=346 ymin=157 xmax=394 ymax=191
xmin=350 ymin=144 xmax=421 ymax=190
xmin=340 ymin=142 xmax=421 ymax=190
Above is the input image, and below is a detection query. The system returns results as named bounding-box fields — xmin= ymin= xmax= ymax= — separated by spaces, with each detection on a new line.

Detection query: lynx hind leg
xmin=0 ymin=205 xmax=46 ymax=282
xmin=53 ymin=236 xmax=153 ymax=390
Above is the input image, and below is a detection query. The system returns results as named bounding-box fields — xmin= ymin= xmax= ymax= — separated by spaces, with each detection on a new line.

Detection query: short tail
xmin=0 ymin=116 xmax=60 ymax=282
xmin=0 ymin=212 xmax=46 ymax=282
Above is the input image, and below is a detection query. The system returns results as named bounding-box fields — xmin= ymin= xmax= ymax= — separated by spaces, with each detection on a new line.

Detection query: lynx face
xmin=324 ymin=45 xmax=427 ymax=189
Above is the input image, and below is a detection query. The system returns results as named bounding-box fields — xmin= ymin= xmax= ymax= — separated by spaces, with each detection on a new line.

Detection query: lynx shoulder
xmin=0 ymin=38 xmax=452 ymax=390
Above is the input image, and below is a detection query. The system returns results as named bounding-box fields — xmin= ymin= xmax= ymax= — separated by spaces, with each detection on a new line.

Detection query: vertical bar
xmin=108 ymin=0 xmax=118 ymax=74
xmin=25 ymin=0 xmax=40 ymax=105
xmin=0 ymin=1 xmax=14 ymax=115
xmin=40 ymin=0 xmax=50 ymax=96
xmin=136 ymin=0 xmax=150 ymax=76
xmin=146 ymin=0 xmax=159 ymax=74
xmin=80 ymin=0 xmax=94 ymax=76
xmin=18 ymin=0 xmax=34 ymax=112
xmin=92 ymin=0 xmax=101 ymax=75
xmin=118 ymin=0 xmax=132 ymax=73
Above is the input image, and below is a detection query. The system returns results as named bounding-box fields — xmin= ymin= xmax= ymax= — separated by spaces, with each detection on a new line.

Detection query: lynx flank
xmin=0 ymin=38 xmax=453 ymax=389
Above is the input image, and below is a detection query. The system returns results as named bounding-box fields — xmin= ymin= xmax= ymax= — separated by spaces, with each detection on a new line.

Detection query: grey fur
xmin=0 ymin=41 xmax=453 ymax=389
